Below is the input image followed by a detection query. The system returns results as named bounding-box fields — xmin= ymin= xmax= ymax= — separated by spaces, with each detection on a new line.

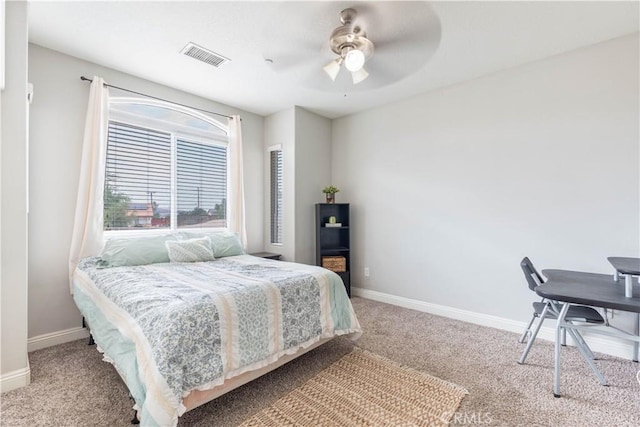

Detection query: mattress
xmin=72 ymin=254 xmax=361 ymax=426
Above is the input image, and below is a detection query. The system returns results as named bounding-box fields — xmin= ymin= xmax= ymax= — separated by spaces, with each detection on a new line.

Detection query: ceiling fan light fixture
xmin=324 ymin=8 xmax=374 ymax=84
xmin=323 ymin=58 xmax=343 ymax=81
xmin=351 ymin=67 xmax=369 ymax=84
xmin=344 ymin=49 xmax=365 ymax=72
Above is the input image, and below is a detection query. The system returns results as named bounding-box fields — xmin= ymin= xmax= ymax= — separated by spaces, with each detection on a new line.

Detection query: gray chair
xmin=518 ymin=257 xmax=605 ymax=365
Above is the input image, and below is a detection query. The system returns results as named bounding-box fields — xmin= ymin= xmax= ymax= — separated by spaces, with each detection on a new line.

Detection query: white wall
xmin=333 ymin=34 xmax=639 ymax=326
xmin=263 ymin=107 xmax=331 ymax=264
xmin=27 ymin=44 xmax=264 ymax=340
xmin=294 ymin=107 xmax=331 ymax=265
xmin=1 ymin=0 xmax=30 ymax=392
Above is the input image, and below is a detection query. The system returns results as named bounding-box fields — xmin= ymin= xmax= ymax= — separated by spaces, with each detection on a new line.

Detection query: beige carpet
xmin=239 ymin=349 xmax=468 ymax=427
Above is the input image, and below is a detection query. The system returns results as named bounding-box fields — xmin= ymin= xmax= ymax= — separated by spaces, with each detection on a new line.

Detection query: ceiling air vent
xmin=181 ymin=42 xmax=230 ymax=68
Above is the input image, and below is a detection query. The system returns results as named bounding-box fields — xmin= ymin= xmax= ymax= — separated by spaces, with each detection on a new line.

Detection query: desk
xmin=536 ymin=269 xmax=640 ymax=397
xmin=608 ymin=257 xmax=640 ymax=360
xmin=608 ymin=257 xmax=640 ymax=297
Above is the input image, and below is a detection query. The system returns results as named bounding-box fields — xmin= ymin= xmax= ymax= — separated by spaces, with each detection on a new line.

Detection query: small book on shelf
xmin=325 ymin=223 xmax=342 ymax=228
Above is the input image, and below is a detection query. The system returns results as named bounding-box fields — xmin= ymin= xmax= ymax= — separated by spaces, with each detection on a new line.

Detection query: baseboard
xmin=352 ymin=287 xmax=635 ymax=360
xmin=0 ymin=366 xmax=31 ymax=393
xmin=27 ymin=327 xmax=90 ymax=352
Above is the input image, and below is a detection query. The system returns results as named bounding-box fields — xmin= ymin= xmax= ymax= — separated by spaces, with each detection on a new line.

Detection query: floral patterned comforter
xmin=73 ymin=255 xmax=361 ymax=426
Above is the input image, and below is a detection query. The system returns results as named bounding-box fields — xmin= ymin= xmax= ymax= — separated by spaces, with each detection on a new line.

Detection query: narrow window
xmin=269 ymin=146 xmax=283 ymax=244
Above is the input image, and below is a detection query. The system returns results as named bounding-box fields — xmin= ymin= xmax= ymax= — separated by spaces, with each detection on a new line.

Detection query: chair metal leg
xmin=554 ymin=304 xmax=570 ymax=397
xmin=561 ymin=327 xmax=567 ymax=346
xmin=519 ymin=315 xmax=536 ymax=343
xmin=519 ymin=304 xmax=550 ymax=365
xmin=554 ymin=304 xmax=608 ymax=397
xmin=566 ymin=328 xmax=607 ymax=386
xmin=634 ymin=313 xmax=639 ymax=362
xmin=566 ymin=326 xmax=595 ymax=359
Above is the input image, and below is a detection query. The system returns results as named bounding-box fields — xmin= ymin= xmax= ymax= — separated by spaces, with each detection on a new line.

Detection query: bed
xmin=71 ymin=236 xmax=361 ymax=427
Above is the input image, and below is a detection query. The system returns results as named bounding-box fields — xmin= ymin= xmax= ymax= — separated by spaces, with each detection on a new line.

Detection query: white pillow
xmin=165 ymin=237 xmax=215 ymax=263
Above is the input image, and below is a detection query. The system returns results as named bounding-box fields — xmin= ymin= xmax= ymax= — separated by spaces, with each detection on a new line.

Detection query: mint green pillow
xmin=99 ymin=234 xmax=177 ymax=267
xmin=166 ymin=237 xmax=215 ymax=263
xmin=178 ymin=231 xmax=244 ymax=258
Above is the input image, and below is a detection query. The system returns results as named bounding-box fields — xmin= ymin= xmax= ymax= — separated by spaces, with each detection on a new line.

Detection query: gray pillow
xmin=165 ymin=237 xmax=215 ymax=263
xmin=98 ymin=234 xmax=177 ymax=267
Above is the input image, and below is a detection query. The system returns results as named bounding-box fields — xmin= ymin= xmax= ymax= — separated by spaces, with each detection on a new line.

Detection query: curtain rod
xmin=80 ymin=76 xmax=233 ymax=120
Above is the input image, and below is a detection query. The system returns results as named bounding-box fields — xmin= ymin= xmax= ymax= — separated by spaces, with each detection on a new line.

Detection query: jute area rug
xmin=240 ymin=349 xmax=468 ymax=427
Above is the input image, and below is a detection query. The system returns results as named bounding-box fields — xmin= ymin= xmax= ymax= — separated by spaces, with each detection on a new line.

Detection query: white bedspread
xmin=73 ymin=255 xmax=361 ymax=426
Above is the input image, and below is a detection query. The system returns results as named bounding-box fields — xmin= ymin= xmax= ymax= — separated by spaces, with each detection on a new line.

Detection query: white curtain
xmin=227 ymin=115 xmax=247 ymax=249
xmin=68 ymin=76 xmax=109 ymax=290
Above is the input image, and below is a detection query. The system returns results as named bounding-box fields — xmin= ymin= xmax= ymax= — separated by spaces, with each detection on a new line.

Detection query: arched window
xmin=105 ymin=98 xmax=229 ymax=232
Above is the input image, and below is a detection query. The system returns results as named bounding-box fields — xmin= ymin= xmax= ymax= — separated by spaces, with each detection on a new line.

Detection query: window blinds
xmin=176 ymin=139 xmax=227 ymax=228
xmin=105 ymin=121 xmax=171 ymax=230
xmin=104 ymin=121 xmax=228 ymax=231
xmin=270 ymin=149 xmax=283 ymax=244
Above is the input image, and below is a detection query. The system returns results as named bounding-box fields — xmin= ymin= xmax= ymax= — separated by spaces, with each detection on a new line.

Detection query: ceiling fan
xmin=260 ymin=2 xmax=440 ymax=92
xmin=323 ymin=8 xmax=374 ymax=85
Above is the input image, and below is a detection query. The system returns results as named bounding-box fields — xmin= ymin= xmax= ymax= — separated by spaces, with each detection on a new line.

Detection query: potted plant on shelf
xmin=322 ymin=185 xmax=340 ymax=204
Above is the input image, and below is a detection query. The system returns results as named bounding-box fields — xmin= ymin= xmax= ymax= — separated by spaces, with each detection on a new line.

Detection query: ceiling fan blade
xmin=263 ymin=50 xmax=321 ymax=74
xmin=374 ymin=33 xmax=439 ymax=54
xmin=369 ymin=6 xmax=441 ymax=56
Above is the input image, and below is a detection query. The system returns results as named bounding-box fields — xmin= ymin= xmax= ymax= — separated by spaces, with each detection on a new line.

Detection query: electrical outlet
xmin=364 ymin=267 xmax=370 ymax=277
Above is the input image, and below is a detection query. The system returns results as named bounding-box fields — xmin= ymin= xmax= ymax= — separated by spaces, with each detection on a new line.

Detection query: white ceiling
xmin=28 ymin=1 xmax=639 ymax=119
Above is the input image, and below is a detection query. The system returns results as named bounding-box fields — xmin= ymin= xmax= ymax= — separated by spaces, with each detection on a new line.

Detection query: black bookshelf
xmin=315 ymin=203 xmax=350 ymax=296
